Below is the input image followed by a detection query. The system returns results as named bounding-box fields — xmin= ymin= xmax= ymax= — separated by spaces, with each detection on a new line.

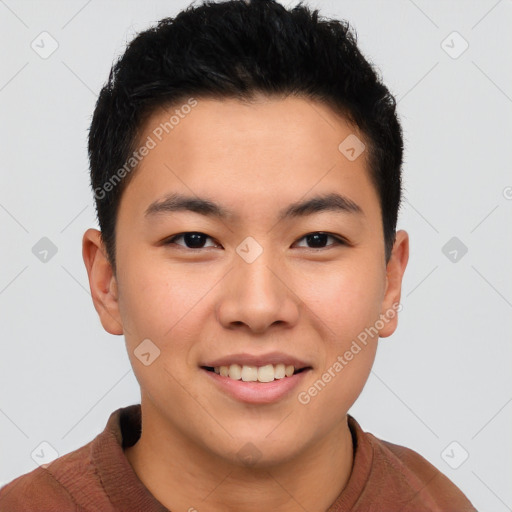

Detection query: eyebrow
xmin=144 ymin=192 xmax=363 ymax=221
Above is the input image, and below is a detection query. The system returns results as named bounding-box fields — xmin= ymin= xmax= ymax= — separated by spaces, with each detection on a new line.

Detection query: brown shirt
xmin=0 ymin=404 xmax=477 ymax=511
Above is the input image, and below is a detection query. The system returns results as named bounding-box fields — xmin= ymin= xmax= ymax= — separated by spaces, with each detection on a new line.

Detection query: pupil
xmin=307 ymin=233 xmax=327 ymax=248
xmin=182 ymin=233 xmax=329 ymax=249
xmin=185 ymin=232 xmax=206 ymax=248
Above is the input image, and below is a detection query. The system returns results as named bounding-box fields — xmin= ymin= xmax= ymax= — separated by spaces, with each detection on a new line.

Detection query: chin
xmin=224 ymin=433 xmax=305 ymax=468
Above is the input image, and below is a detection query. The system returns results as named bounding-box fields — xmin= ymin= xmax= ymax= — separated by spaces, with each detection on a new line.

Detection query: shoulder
xmin=0 ymin=462 xmax=79 ymax=511
xmin=0 ymin=441 xmax=113 ymax=511
xmin=367 ymin=432 xmax=477 ymax=511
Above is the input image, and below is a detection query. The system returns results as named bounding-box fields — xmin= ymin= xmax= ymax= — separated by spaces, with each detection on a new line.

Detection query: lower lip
xmin=201 ymin=368 xmax=311 ymax=404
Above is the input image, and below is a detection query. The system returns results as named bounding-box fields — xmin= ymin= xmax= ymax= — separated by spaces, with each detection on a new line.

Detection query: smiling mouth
xmin=201 ymin=364 xmax=310 ymax=383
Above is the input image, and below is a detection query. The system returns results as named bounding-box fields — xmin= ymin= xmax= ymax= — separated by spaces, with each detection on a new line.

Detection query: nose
xmin=216 ymin=249 xmax=300 ymax=334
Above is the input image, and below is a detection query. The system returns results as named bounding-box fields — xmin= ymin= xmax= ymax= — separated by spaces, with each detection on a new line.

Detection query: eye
xmin=165 ymin=232 xmax=219 ymax=249
xmin=294 ymin=232 xmax=347 ymax=249
xmin=164 ymin=231 xmax=347 ymax=251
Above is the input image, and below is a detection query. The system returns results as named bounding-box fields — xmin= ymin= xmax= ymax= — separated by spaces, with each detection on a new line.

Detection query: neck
xmin=124 ymin=401 xmax=354 ymax=512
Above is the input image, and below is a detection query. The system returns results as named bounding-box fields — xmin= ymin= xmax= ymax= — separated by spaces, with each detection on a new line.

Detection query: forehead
xmin=118 ymin=95 xmax=379 ymax=224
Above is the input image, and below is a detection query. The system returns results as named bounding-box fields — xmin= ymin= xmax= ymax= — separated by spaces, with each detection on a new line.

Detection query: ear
xmin=82 ymin=228 xmax=124 ymax=335
xmin=378 ymin=229 xmax=409 ymax=338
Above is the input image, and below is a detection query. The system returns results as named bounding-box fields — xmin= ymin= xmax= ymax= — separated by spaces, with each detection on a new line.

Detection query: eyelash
xmin=164 ymin=231 xmax=348 ymax=251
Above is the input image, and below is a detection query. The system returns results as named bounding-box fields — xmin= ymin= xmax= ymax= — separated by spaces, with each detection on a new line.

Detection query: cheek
xmin=300 ymin=258 xmax=385 ymax=340
xmin=117 ymin=253 xmax=205 ymax=341
xmin=118 ymin=261 xmax=204 ymax=402
xmin=295 ymin=259 xmax=383 ymax=410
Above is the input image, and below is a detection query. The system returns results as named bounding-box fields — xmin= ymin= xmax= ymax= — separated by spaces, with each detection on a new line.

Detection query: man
xmin=0 ymin=0 xmax=476 ymax=510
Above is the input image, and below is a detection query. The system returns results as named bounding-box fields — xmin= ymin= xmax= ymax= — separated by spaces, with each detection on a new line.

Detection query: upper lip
xmin=201 ymin=351 xmax=312 ymax=369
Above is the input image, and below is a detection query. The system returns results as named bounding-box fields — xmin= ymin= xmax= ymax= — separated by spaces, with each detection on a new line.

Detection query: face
xmin=83 ymin=95 xmax=408 ymax=467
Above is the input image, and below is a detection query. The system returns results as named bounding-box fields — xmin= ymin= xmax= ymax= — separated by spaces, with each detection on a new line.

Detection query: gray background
xmin=1 ymin=0 xmax=511 ymax=510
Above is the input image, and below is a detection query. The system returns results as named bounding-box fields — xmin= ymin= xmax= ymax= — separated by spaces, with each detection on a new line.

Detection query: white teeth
xmin=228 ymin=364 xmax=242 ymax=380
xmin=274 ymin=363 xmax=285 ymax=379
xmin=241 ymin=365 xmax=258 ymax=382
xmin=213 ymin=363 xmax=301 ymax=382
xmin=257 ymin=364 xmax=275 ymax=382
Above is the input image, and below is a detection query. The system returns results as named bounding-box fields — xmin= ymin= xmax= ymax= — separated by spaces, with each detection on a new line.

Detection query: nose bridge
xmin=217 ymin=238 xmax=299 ymax=332
xmin=239 ymin=248 xmax=281 ymax=297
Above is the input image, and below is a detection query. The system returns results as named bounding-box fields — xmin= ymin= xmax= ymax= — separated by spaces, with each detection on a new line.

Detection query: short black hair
xmin=88 ymin=0 xmax=403 ymax=274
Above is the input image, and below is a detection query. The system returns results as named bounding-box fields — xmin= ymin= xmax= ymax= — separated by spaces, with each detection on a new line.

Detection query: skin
xmin=82 ymin=95 xmax=409 ymax=512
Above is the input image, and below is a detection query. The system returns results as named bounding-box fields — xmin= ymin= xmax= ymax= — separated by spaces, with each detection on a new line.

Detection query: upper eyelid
xmin=166 ymin=231 xmax=347 ymax=248
xmin=294 ymin=232 xmax=348 ymax=247
xmin=166 ymin=232 xmax=220 ymax=248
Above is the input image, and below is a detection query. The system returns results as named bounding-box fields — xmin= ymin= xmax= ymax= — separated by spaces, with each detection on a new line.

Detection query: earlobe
xmin=82 ymin=228 xmax=124 ymax=335
xmin=378 ymin=229 xmax=409 ymax=338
